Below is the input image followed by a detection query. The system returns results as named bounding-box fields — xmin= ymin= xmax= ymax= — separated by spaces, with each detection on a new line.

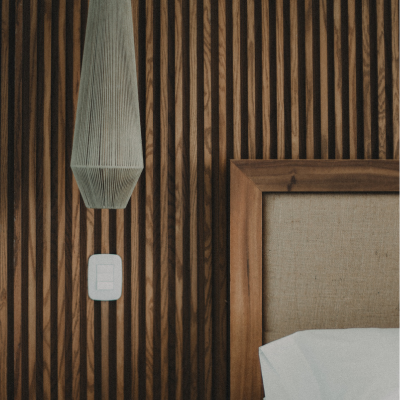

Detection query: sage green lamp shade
xmin=71 ymin=0 xmax=143 ymax=209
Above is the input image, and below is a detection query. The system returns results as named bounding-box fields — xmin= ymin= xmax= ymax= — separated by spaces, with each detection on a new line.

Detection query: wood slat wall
xmin=0 ymin=0 xmax=398 ymax=399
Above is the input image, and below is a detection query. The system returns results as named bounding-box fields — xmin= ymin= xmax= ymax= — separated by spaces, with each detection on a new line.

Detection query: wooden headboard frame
xmin=230 ymin=159 xmax=399 ymax=400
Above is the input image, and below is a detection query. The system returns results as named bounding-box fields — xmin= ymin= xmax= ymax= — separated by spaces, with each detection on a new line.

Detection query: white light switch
xmin=88 ymin=255 xmax=122 ymax=301
xmin=97 ymin=265 xmax=114 ymax=290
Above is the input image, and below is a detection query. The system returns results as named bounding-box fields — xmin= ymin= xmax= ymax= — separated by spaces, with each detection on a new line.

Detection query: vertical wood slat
xmin=160 ymin=0 xmax=169 ymax=397
xmin=101 ymin=210 xmax=109 ymax=400
xmin=0 ymin=1 xmax=9 ymax=398
xmin=57 ymin=1 xmax=67 ymax=398
xmin=334 ymin=0 xmax=342 ymax=159
xmin=14 ymin=1 xmax=23 ymax=398
xmin=28 ymin=0 xmax=38 ymax=397
xmin=262 ymin=0 xmax=270 ymax=159
xmin=43 ymin=1 xmax=52 ymax=397
xmin=363 ymin=0 xmax=372 ymax=159
xmin=232 ymin=0 xmax=241 ymax=159
xmin=247 ymin=0 xmax=255 ymax=159
xmin=1 ymin=2 xmax=399 ymax=400
xmin=216 ymin=0 xmax=227 ymax=398
xmin=189 ymin=0 xmax=198 ymax=398
xmin=86 ymin=209 xmax=95 ymax=400
xmin=305 ymin=0 xmax=314 ymax=159
xmin=146 ymin=0 xmax=154 ymax=398
xmin=290 ymin=0 xmax=299 ymax=160
xmin=130 ymin=186 xmax=140 ymax=400
xmin=276 ymin=0 xmax=285 ymax=159
xmin=391 ymin=0 xmax=398 ymax=160
xmin=175 ymin=0 xmax=183 ymax=397
xmin=320 ymin=0 xmax=329 ymax=159
xmin=131 ymin=1 xmax=140 ymax=398
xmin=376 ymin=0 xmax=386 ymax=159
xmin=348 ymin=0 xmax=357 ymax=159
xmin=116 ymin=209 xmax=124 ymax=399
xmin=203 ymin=0 xmax=212 ymax=398
xmin=71 ymin=1 xmax=81 ymax=398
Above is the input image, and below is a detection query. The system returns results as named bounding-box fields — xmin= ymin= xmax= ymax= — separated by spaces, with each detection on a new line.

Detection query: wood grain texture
xmin=276 ymin=0 xmax=285 ymax=159
xmin=247 ymin=0 xmax=256 ymax=159
xmin=43 ymin=2 xmax=52 ymax=397
xmin=160 ymin=0 xmax=169 ymax=398
xmin=320 ymin=0 xmax=329 ymax=159
xmin=71 ymin=1 xmax=81 ymax=398
xmin=203 ymin=0 xmax=212 ymax=397
xmin=1 ymin=2 xmax=397 ymax=399
xmin=348 ymin=0 xmax=357 ymax=159
xmin=230 ymin=161 xmax=263 ymax=400
xmin=130 ymin=186 xmax=139 ymax=400
xmin=291 ymin=0 xmax=299 ymax=159
xmin=0 ymin=1 xmax=9 ymax=398
xmin=57 ymin=1 xmax=67 ymax=398
xmin=86 ymin=209 xmax=95 ymax=400
xmin=233 ymin=0 xmax=241 ymax=159
xmin=28 ymin=0 xmax=38 ymax=397
xmin=116 ymin=209 xmax=124 ymax=399
xmin=262 ymin=0 xmax=270 ymax=159
xmin=392 ymin=0 xmax=399 ymax=160
xmin=231 ymin=160 xmax=399 ymax=192
xmin=363 ymin=0 xmax=372 ymax=159
xmin=131 ymin=1 xmax=140 ymax=398
xmin=175 ymin=0 xmax=183 ymax=397
xmin=377 ymin=0 xmax=386 ymax=159
xmin=189 ymin=0 xmax=198 ymax=398
xmin=14 ymin=1 xmax=23 ymax=397
xmin=305 ymin=0 xmax=314 ymax=159
xmin=216 ymin=0 xmax=227 ymax=398
xmin=101 ymin=210 xmax=109 ymax=400
xmin=146 ymin=0 xmax=154 ymax=398
xmin=334 ymin=0 xmax=342 ymax=159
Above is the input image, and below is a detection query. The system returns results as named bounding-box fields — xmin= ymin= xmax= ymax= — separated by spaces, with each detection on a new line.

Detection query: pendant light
xmin=71 ymin=0 xmax=143 ymax=209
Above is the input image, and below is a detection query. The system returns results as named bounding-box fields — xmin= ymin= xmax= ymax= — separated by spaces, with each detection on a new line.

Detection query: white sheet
xmin=259 ymin=328 xmax=399 ymax=400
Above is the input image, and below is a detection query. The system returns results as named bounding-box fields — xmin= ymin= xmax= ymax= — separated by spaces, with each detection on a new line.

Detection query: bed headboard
xmin=230 ymin=160 xmax=399 ymax=400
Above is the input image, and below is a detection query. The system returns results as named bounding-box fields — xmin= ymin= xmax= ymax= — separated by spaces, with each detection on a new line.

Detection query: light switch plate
xmin=88 ymin=254 xmax=122 ymax=301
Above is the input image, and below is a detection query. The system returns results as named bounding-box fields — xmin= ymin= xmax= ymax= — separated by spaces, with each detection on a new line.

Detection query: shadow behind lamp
xmin=71 ymin=0 xmax=143 ymax=209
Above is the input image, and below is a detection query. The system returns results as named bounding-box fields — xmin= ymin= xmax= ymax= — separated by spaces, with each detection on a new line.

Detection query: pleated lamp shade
xmin=71 ymin=0 xmax=143 ymax=209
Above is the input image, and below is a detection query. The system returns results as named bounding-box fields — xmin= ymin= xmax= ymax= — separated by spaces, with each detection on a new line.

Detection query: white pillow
xmin=259 ymin=328 xmax=399 ymax=400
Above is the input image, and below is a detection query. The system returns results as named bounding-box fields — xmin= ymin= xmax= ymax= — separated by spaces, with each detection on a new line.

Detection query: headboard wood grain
xmin=230 ymin=160 xmax=399 ymax=400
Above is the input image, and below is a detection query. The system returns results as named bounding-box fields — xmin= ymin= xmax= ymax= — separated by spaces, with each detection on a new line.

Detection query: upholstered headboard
xmin=230 ymin=160 xmax=399 ymax=400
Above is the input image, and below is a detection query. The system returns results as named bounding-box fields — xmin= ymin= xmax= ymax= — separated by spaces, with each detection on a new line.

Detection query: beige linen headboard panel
xmin=230 ymin=160 xmax=399 ymax=400
xmin=262 ymin=193 xmax=399 ymax=344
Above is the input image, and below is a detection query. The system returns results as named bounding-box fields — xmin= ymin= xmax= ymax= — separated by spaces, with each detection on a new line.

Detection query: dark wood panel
xmin=189 ymin=1 xmax=198 ymax=399
xmin=70 ymin=1 xmax=81 ymax=398
xmin=145 ymin=0 xmax=154 ymax=398
xmin=203 ymin=0 xmax=212 ymax=398
xmin=276 ymin=0 xmax=285 ymax=159
xmin=247 ymin=0 xmax=255 ymax=159
xmin=160 ymin=0 xmax=169 ymax=398
xmin=320 ymin=0 xmax=329 ymax=159
xmin=305 ymin=0 xmax=314 ymax=159
xmin=348 ymin=0 xmax=357 ymax=159
xmin=290 ymin=0 xmax=299 ymax=160
xmin=0 ymin=0 xmax=9 ymax=398
xmin=1 ymin=1 xmax=398 ymax=399
xmin=262 ymin=0 xmax=270 ymax=159
xmin=28 ymin=0 xmax=38 ymax=397
xmin=13 ymin=1 xmax=23 ymax=398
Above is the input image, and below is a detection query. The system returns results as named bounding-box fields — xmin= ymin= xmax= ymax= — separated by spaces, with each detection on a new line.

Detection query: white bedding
xmin=259 ymin=328 xmax=399 ymax=400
